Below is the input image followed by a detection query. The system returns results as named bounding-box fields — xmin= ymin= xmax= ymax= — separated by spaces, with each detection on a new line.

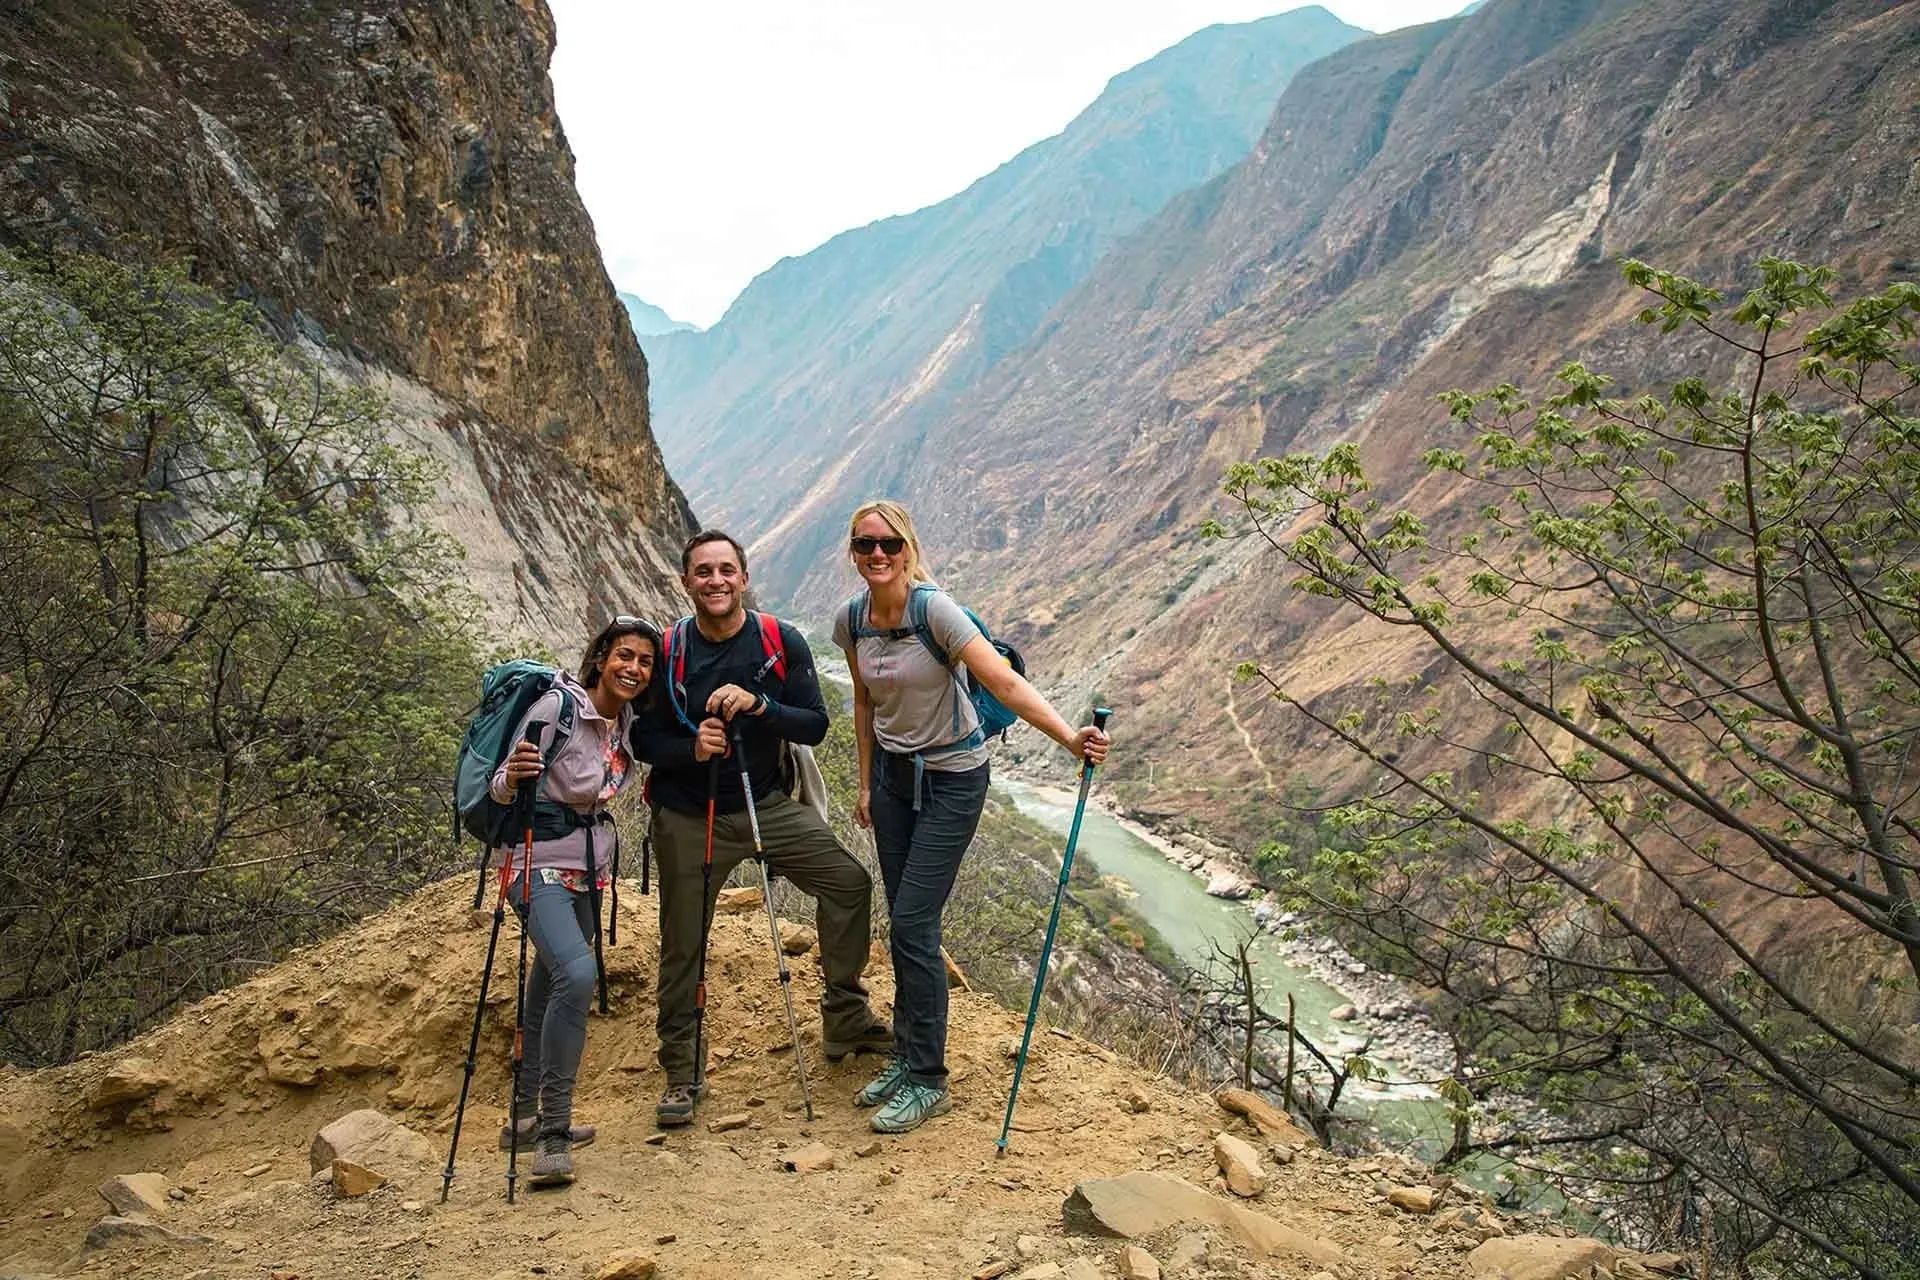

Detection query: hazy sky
xmin=549 ymin=2 xmax=1474 ymax=329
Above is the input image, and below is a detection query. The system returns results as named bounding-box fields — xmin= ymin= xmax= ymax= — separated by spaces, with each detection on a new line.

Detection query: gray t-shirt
xmin=834 ymin=588 xmax=989 ymax=771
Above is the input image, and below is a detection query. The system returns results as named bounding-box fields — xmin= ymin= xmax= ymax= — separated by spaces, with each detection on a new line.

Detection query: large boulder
xmin=86 ymin=1057 xmax=169 ymax=1109
xmin=1469 ymin=1236 xmax=1616 ymax=1280
xmin=1212 ymin=1132 xmax=1268 ymax=1197
xmin=1215 ymin=1088 xmax=1315 ymax=1146
xmin=308 ymin=1109 xmax=436 ymax=1176
xmin=715 ymin=886 xmax=763 ymax=914
xmin=595 ymin=1255 xmax=658 ymax=1280
xmin=1205 ymin=872 xmax=1253 ymax=899
xmin=1063 ymin=1171 xmax=1342 ymax=1266
xmin=96 ymin=1172 xmax=172 ymax=1217
xmin=84 ymin=1216 xmax=214 ymax=1252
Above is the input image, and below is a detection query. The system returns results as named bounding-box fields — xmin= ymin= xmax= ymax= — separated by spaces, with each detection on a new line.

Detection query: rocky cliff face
xmin=645 ymin=6 xmax=1365 ymax=564
xmin=0 ymin=0 xmax=695 ymax=636
xmin=845 ymin=0 xmax=1918 ymax=831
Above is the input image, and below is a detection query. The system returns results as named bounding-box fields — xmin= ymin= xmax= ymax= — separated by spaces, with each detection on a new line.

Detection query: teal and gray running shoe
xmin=870 ymin=1081 xmax=951 ymax=1134
xmin=855 ymin=1057 xmax=910 ymax=1108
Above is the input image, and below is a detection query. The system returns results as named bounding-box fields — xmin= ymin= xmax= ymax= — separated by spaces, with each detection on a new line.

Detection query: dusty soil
xmin=0 ymin=876 xmax=1582 ymax=1279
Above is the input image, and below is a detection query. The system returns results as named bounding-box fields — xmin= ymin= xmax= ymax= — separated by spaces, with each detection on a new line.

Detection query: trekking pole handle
xmin=517 ymin=720 xmax=547 ymax=794
xmin=1086 ymin=707 xmax=1111 ymax=767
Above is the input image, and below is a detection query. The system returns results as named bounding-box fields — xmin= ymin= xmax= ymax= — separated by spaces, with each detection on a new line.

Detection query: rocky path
xmin=1221 ymin=674 xmax=1279 ymax=796
xmin=0 ymin=878 xmax=1641 ymax=1280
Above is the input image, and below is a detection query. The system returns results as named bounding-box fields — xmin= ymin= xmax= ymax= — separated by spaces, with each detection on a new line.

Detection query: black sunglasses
xmin=606 ymin=614 xmax=662 ymax=642
xmin=850 ymin=536 xmax=907 ymax=555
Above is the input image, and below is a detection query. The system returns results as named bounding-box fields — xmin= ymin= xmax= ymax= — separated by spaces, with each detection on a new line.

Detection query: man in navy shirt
xmin=633 ymin=530 xmax=889 ymax=1127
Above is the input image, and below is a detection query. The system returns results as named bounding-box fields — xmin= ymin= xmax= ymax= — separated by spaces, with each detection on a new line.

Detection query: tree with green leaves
xmin=1208 ymin=259 xmax=1920 ymax=1278
xmin=0 ymin=251 xmax=482 ymax=1065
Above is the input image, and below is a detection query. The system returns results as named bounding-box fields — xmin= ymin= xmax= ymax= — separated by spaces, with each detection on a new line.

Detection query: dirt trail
xmin=1223 ymin=673 xmax=1279 ymax=794
xmin=0 ymin=877 xmax=1602 ymax=1279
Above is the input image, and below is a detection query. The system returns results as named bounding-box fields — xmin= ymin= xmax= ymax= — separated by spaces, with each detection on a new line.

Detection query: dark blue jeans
xmin=870 ymin=752 xmax=989 ymax=1087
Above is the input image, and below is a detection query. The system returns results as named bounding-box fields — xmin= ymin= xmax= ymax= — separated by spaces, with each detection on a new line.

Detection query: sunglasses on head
xmin=850 ymin=535 xmax=906 ymax=555
xmin=606 ymin=614 xmax=661 ymax=641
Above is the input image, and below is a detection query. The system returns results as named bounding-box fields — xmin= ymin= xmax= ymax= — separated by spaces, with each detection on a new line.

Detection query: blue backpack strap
xmin=664 ymin=616 xmax=699 ymax=732
xmin=906 ymin=583 xmax=951 ymax=668
xmin=909 ymin=583 xmax=976 ymax=742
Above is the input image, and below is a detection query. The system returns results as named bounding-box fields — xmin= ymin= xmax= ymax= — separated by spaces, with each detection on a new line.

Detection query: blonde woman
xmin=832 ymin=499 xmax=1109 ymax=1134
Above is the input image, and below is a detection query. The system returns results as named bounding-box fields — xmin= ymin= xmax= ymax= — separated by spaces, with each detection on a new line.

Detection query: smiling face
xmin=595 ymin=632 xmax=656 ymax=707
xmin=850 ymin=510 xmax=910 ymax=589
xmin=683 ymin=537 xmax=748 ymax=624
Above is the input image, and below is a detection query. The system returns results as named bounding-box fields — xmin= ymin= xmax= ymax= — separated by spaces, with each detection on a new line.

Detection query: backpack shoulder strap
xmin=549 ymin=679 xmax=578 ymax=752
xmin=664 ymin=616 xmax=698 ymax=732
xmin=750 ymin=610 xmax=787 ymax=684
xmin=907 ymin=582 xmax=952 ymax=669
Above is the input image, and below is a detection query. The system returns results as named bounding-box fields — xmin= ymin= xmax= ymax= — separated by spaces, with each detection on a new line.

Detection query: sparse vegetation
xmin=0 ymin=251 xmax=483 ymax=1066
xmin=1210 ymin=259 xmax=1920 ymax=1277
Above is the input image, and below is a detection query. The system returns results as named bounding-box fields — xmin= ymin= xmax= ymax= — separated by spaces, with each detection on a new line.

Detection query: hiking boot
xmin=527 ymin=1129 xmax=574 ymax=1188
xmin=498 ymin=1116 xmax=598 ymax=1151
xmin=854 ymin=1056 xmax=910 ymax=1108
xmin=870 ymin=1081 xmax=952 ymax=1134
xmin=823 ymin=1019 xmax=895 ymax=1062
xmin=655 ymin=1079 xmax=703 ymax=1128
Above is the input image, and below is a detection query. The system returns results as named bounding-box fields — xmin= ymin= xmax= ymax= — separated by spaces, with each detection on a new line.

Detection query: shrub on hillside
xmin=1209 ymin=260 xmax=1920 ymax=1277
xmin=0 ymin=252 xmax=481 ymax=1065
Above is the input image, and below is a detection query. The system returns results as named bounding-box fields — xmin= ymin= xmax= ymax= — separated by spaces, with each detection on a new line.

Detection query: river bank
xmin=998 ymin=775 xmax=1459 ymax=1143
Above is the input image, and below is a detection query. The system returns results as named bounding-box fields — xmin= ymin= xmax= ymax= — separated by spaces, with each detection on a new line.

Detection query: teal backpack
xmin=451 ymin=659 xmax=578 ymax=850
xmin=846 ymin=583 xmax=1025 ymax=747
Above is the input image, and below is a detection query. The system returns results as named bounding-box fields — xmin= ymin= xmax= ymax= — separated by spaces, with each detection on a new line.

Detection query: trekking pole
xmin=441 ymin=853 xmax=510 ymax=1203
xmin=693 ymin=755 xmax=718 ymax=1093
xmin=505 ymin=720 xmax=545 ymax=1203
xmin=731 ymin=721 xmax=815 ymax=1120
xmin=996 ymin=708 xmax=1110 ymax=1157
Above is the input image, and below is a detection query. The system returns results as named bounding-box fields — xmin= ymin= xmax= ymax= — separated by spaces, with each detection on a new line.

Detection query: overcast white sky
xmin=549 ymin=2 xmax=1474 ymax=329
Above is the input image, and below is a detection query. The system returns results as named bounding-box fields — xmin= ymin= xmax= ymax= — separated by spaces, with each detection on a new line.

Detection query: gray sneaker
xmin=499 ymin=1116 xmax=597 ymax=1151
xmin=527 ymin=1129 xmax=574 ymax=1187
xmin=655 ymin=1079 xmax=703 ymax=1128
xmin=855 ymin=1056 xmax=910 ymax=1108
xmin=824 ymin=1019 xmax=895 ymax=1062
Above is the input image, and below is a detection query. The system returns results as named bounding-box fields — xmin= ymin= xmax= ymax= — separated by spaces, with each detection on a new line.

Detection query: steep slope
xmin=647 ymin=7 xmax=1365 ymax=550
xmin=0 ymin=0 xmax=695 ymax=636
xmin=620 ymin=290 xmax=697 ymax=336
xmin=0 ymin=876 xmax=1621 ymax=1279
xmin=811 ymin=0 xmax=1919 ymax=823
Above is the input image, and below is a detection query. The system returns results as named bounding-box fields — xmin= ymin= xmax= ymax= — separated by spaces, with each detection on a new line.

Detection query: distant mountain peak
xmin=647 ymin=8 xmax=1366 ymax=549
xmin=618 ymin=291 xmax=698 ymax=337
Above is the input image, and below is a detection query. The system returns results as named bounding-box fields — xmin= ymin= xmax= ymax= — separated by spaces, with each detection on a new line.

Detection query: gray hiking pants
xmin=652 ymin=790 xmax=876 ymax=1084
xmin=512 ymin=875 xmax=598 ymax=1130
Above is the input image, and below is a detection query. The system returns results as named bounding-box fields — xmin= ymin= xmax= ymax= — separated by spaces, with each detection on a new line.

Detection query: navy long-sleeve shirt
xmin=631 ymin=615 xmax=828 ymax=815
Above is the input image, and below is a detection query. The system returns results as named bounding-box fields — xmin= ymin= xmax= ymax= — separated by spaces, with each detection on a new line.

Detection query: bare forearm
xmin=962 ymin=637 xmax=1076 ymax=751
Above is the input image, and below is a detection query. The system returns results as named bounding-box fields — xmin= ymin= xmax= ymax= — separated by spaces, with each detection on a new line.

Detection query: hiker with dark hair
xmin=834 ymin=499 xmax=1109 ymax=1134
xmin=632 ymin=530 xmax=891 ymax=1128
xmin=490 ymin=616 xmax=660 ymax=1186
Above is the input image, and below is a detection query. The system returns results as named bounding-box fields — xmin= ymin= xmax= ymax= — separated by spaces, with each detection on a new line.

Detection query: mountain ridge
xmin=620 ymin=290 xmax=698 ymax=336
xmin=647 ymin=7 xmax=1368 ymax=546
